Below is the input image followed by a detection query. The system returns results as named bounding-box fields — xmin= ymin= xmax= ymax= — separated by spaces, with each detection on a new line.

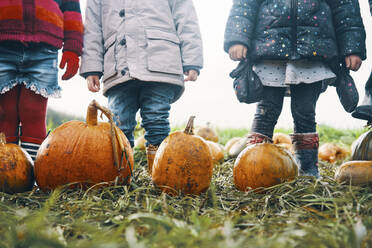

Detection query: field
xmin=0 ymin=125 xmax=372 ymax=248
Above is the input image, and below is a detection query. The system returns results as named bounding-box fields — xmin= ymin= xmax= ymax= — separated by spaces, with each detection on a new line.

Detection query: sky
xmin=50 ymin=0 xmax=372 ymax=129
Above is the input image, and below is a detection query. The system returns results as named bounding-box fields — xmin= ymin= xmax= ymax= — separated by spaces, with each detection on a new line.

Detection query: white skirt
xmin=252 ymin=60 xmax=336 ymax=87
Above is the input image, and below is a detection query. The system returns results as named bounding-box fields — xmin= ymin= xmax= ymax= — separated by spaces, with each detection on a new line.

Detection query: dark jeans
xmin=251 ymin=82 xmax=323 ymax=138
xmin=106 ymin=80 xmax=180 ymax=147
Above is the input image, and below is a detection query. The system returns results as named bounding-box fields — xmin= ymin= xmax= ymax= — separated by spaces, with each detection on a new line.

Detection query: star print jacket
xmin=224 ymin=0 xmax=366 ymax=62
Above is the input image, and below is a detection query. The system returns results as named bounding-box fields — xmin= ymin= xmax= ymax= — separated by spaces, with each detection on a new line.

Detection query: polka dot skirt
xmin=253 ymin=60 xmax=336 ymax=87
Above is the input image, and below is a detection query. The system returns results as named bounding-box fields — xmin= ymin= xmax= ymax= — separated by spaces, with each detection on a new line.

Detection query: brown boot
xmin=146 ymin=144 xmax=159 ymax=175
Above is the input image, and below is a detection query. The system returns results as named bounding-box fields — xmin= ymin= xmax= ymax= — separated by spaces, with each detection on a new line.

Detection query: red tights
xmin=0 ymin=85 xmax=48 ymax=144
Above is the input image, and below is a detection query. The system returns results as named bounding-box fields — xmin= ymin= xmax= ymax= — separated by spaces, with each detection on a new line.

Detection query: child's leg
xmin=250 ymin=86 xmax=286 ymax=143
xmin=0 ymin=85 xmax=21 ymax=143
xmin=18 ymin=85 xmax=48 ymax=160
xmin=139 ymin=82 xmax=179 ymax=146
xmin=139 ymin=82 xmax=179 ymax=173
xmin=107 ymin=82 xmax=140 ymax=148
xmin=290 ymin=82 xmax=322 ymax=177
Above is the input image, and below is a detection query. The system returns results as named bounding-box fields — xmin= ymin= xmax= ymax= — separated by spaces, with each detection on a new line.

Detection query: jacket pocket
xmin=145 ymin=29 xmax=183 ymax=75
xmin=102 ymin=35 xmax=117 ymax=82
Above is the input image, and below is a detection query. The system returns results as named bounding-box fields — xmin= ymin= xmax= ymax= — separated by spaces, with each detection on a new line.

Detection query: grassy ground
xmin=1 ymin=125 xmax=372 ymax=248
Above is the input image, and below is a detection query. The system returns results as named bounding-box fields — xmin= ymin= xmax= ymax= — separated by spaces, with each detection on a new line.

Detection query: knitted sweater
xmin=0 ymin=0 xmax=83 ymax=55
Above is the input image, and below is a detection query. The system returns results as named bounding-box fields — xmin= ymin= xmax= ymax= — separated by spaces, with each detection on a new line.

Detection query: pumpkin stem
xmin=184 ymin=116 xmax=196 ymax=135
xmin=0 ymin=132 xmax=6 ymax=145
xmin=86 ymin=100 xmax=121 ymax=169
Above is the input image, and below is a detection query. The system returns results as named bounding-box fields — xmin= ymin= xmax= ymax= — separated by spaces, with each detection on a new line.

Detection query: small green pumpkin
xmin=351 ymin=131 xmax=372 ymax=160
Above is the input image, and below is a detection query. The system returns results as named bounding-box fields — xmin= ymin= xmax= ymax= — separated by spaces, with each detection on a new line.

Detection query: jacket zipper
xmin=291 ymin=0 xmax=298 ymax=59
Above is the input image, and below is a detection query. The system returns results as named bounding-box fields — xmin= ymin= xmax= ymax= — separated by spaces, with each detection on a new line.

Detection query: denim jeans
xmin=0 ymin=41 xmax=60 ymax=98
xmin=106 ymin=80 xmax=181 ymax=147
xmin=251 ymin=82 xmax=323 ymax=137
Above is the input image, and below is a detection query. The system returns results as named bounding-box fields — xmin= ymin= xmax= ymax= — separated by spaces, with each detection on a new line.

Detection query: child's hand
xmin=87 ymin=75 xmax=101 ymax=92
xmin=228 ymin=44 xmax=248 ymax=61
xmin=184 ymin=70 xmax=198 ymax=82
xmin=345 ymin=55 xmax=362 ymax=71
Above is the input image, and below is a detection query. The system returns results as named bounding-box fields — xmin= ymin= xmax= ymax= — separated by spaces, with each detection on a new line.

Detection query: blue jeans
xmin=106 ymin=80 xmax=181 ymax=147
xmin=251 ymin=82 xmax=323 ymax=137
xmin=0 ymin=41 xmax=60 ymax=98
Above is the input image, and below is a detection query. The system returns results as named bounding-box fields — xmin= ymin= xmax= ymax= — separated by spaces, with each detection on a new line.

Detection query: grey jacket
xmin=80 ymin=0 xmax=203 ymax=100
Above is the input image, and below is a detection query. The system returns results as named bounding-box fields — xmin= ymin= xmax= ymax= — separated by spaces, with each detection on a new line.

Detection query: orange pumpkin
xmin=273 ymin=133 xmax=291 ymax=145
xmin=227 ymin=137 xmax=247 ymax=158
xmin=335 ymin=161 xmax=372 ymax=185
xmin=273 ymin=133 xmax=294 ymax=153
xmin=205 ymin=140 xmax=224 ymax=164
xmin=0 ymin=133 xmax=34 ymax=193
xmin=233 ymin=143 xmax=298 ymax=191
xmin=224 ymin=137 xmax=242 ymax=154
xmin=318 ymin=143 xmax=349 ymax=163
xmin=34 ymin=100 xmax=134 ymax=191
xmin=152 ymin=116 xmax=213 ymax=195
xmin=195 ymin=123 xmax=218 ymax=142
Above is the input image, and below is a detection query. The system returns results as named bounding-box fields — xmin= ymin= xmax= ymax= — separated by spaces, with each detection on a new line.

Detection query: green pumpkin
xmin=351 ymin=131 xmax=372 ymax=160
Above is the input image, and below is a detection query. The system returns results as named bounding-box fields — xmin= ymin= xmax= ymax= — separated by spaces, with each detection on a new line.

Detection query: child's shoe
xmin=290 ymin=133 xmax=320 ymax=178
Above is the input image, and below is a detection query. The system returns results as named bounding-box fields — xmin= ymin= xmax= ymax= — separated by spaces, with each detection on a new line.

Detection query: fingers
xmin=184 ymin=70 xmax=198 ymax=82
xmin=345 ymin=55 xmax=362 ymax=71
xmin=228 ymin=44 xmax=248 ymax=61
xmin=87 ymin=76 xmax=101 ymax=92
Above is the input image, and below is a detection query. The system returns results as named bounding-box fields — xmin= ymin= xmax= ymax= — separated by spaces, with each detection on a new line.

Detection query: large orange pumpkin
xmin=233 ymin=143 xmax=298 ymax=191
xmin=34 ymin=100 xmax=134 ymax=191
xmin=152 ymin=116 xmax=213 ymax=195
xmin=0 ymin=133 xmax=34 ymax=193
xmin=335 ymin=161 xmax=372 ymax=185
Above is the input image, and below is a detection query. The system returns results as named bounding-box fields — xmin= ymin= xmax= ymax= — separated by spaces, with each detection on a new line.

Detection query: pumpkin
xmin=351 ymin=131 xmax=372 ymax=160
xmin=273 ymin=133 xmax=294 ymax=153
xmin=152 ymin=116 xmax=213 ymax=195
xmin=224 ymin=137 xmax=242 ymax=155
xmin=233 ymin=143 xmax=298 ymax=191
xmin=135 ymin=135 xmax=146 ymax=150
xmin=34 ymin=100 xmax=134 ymax=191
xmin=195 ymin=123 xmax=218 ymax=142
xmin=205 ymin=140 xmax=225 ymax=164
xmin=0 ymin=133 xmax=34 ymax=193
xmin=318 ymin=143 xmax=349 ymax=163
xmin=228 ymin=137 xmax=248 ymax=158
xmin=273 ymin=133 xmax=291 ymax=145
xmin=335 ymin=161 xmax=372 ymax=185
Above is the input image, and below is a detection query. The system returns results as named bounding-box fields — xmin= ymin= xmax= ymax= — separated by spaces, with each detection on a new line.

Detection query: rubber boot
xmin=290 ymin=133 xmax=319 ymax=178
xmin=146 ymin=144 xmax=159 ymax=175
xmin=352 ymin=70 xmax=372 ymax=123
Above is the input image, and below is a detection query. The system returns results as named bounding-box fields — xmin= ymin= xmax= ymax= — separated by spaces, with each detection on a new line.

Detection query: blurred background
xmin=49 ymin=0 xmax=372 ymax=129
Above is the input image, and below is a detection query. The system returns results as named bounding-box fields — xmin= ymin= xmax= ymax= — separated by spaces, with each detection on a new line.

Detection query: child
xmin=80 ymin=0 xmax=203 ymax=172
xmin=224 ymin=0 xmax=366 ymax=177
xmin=0 ymin=0 xmax=83 ymax=161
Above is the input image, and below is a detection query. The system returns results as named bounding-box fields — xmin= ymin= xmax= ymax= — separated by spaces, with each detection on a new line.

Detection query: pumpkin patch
xmin=34 ymin=100 xmax=134 ymax=191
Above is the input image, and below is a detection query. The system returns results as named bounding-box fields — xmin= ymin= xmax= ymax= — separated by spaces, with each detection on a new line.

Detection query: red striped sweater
xmin=0 ymin=0 xmax=83 ymax=55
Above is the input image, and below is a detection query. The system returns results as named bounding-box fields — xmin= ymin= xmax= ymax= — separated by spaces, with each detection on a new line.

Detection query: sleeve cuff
xmin=183 ymin=66 xmax=201 ymax=75
xmin=81 ymin=71 xmax=103 ymax=79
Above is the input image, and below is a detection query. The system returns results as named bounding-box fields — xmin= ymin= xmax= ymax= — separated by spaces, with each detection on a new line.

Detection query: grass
xmin=1 ymin=125 xmax=372 ymax=248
